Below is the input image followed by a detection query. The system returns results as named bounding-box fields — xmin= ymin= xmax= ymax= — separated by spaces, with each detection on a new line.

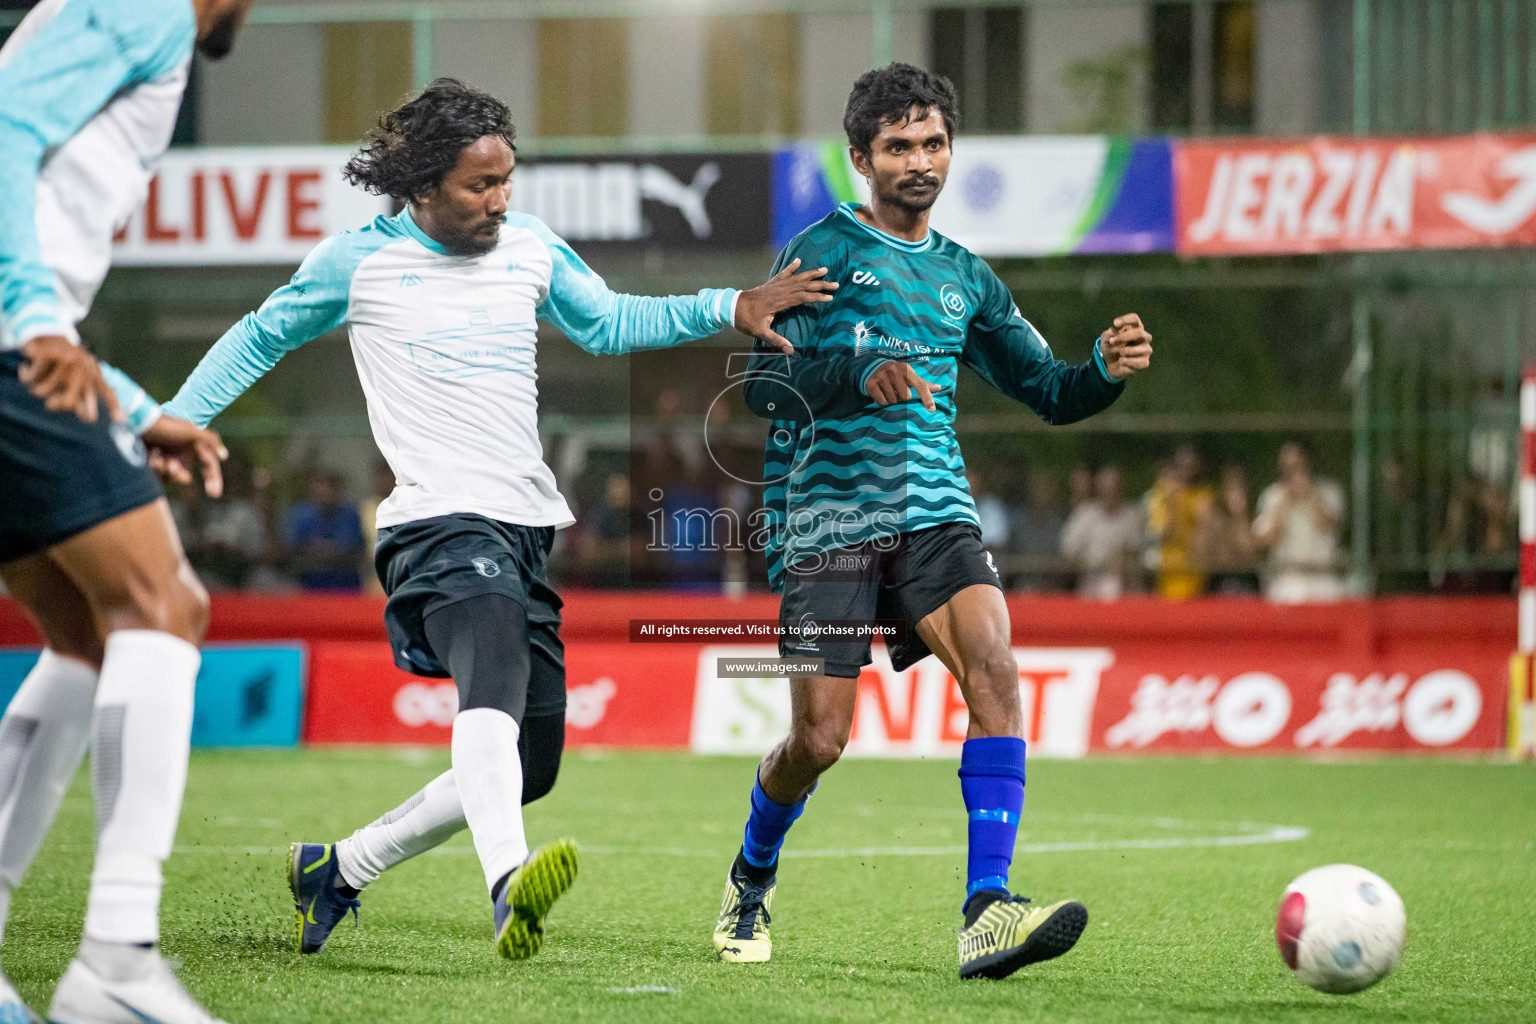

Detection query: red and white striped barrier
xmin=1512 ymin=369 xmax=1536 ymax=757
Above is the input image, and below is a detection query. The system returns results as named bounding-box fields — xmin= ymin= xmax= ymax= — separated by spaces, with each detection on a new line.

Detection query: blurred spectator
xmin=1060 ymin=466 xmax=1143 ymax=600
xmin=579 ymin=472 xmax=634 ymax=587
xmin=1253 ymin=441 xmax=1345 ymax=603
xmin=358 ymin=459 xmax=395 ymax=595
xmin=967 ymin=468 xmax=1011 ymax=565
xmin=1143 ymin=445 xmax=1213 ymax=599
xmin=1197 ymin=464 xmax=1261 ymax=595
xmin=662 ymin=462 xmax=725 ymax=590
xmin=191 ymin=454 xmax=269 ymax=590
xmin=283 ymin=469 xmax=365 ymax=591
xmin=1009 ymin=469 xmax=1068 ymax=590
xmin=1068 ymin=463 xmax=1094 ymax=511
xmin=1432 ymin=471 xmax=1515 ymax=594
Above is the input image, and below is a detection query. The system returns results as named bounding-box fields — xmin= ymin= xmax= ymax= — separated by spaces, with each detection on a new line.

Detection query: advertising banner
xmin=190 ymin=645 xmax=307 ymax=747
xmin=111 ymin=148 xmax=772 ymax=265
xmin=1091 ymin=658 xmax=1504 ymax=753
xmin=0 ymin=645 xmax=305 ymax=747
xmin=772 ymin=137 xmax=1174 ymax=255
xmin=291 ymin=631 xmax=1508 ymax=755
xmin=113 ymin=147 xmax=389 ymax=266
xmin=1174 ymin=134 xmax=1536 ymax=255
xmin=689 ymin=645 xmax=1108 ymax=758
xmin=303 ymin=641 xmax=695 ymax=746
xmin=510 ymin=153 xmax=770 ymax=248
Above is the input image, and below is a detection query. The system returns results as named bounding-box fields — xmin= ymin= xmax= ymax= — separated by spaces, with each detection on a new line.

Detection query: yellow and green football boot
xmin=494 ymin=839 xmax=580 ymax=960
xmin=957 ymin=893 xmax=1088 ymax=980
xmin=712 ymin=858 xmax=775 ymax=963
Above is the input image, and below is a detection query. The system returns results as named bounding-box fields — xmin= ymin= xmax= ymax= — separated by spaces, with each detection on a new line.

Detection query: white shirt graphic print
xmin=165 ymin=208 xmax=738 ymax=530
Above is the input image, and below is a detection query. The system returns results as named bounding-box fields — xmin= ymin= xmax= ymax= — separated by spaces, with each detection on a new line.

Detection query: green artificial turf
xmin=7 ymin=749 xmax=1534 ymax=1022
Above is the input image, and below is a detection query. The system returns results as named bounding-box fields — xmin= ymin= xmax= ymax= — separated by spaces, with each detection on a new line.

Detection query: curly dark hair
xmin=843 ymin=63 xmax=959 ymax=156
xmin=342 ymin=78 xmax=517 ymax=202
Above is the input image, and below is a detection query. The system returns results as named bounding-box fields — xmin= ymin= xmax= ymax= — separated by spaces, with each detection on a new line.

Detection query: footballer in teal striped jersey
xmin=714 ymin=63 xmax=1152 ymax=980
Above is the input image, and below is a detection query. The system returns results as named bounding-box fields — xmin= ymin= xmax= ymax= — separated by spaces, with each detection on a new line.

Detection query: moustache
xmin=898 ymin=176 xmax=939 ymax=189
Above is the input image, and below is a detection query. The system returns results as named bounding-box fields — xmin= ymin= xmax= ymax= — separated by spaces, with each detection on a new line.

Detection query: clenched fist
xmin=1098 ymin=313 xmax=1152 ymax=380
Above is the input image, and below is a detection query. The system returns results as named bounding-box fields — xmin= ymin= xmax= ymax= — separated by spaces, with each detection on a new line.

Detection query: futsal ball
xmin=1275 ymin=865 xmax=1405 ymax=994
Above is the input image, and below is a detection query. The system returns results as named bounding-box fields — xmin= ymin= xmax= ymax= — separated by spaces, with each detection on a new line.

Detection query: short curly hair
xmin=342 ymin=78 xmax=516 ymax=202
xmin=843 ymin=63 xmax=959 ymax=156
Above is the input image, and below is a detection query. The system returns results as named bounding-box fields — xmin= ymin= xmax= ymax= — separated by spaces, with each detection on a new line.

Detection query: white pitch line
xmin=605 ymin=986 xmax=680 ymax=995
xmin=109 ymin=821 xmax=1308 ymax=860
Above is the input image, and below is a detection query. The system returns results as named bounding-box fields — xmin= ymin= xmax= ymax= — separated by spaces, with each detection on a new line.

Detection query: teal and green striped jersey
xmin=744 ymin=202 xmax=1126 ymax=591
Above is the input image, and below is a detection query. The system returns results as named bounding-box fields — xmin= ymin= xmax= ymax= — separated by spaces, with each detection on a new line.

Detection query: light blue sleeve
xmin=520 ymin=216 xmax=738 ymax=355
xmin=163 ymin=232 xmax=366 ymax=427
xmin=0 ymin=0 xmax=194 ymax=347
xmin=98 ymin=362 xmax=163 ymax=435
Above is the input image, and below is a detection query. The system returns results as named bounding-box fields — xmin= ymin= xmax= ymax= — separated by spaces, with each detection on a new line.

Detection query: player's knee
xmin=971 ymin=649 xmax=1020 ymax=697
xmin=157 ymin=571 xmax=210 ymax=645
xmin=176 ymin=573 xmax=212 ymax=643
xmin=789 ymin=725 xmax=847 ymax=774
xmin=111 ymin=570 xmax=209 ymax=645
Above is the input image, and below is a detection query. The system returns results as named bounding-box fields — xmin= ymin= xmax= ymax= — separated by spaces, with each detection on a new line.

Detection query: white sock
xmin=451 ymin=709 xmax=527 ymax=897
xmin=83 ymin=630 xmax=198 ymax=946
xmin=335 ymin=770 xmax=466 ymax=889
xmin=0 ymin=650 xmax=98 ymax=944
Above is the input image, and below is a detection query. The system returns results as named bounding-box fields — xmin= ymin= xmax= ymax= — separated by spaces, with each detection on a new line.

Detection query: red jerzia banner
xmin=1174 ymin=134 xmax=1536 ymax=255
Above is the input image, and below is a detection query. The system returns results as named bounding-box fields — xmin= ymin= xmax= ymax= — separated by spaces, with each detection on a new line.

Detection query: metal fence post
xmin=1350 ymin=0 xmax=1373 ymax=593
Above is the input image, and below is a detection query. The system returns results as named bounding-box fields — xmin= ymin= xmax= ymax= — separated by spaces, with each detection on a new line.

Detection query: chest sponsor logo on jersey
xmin=851 ymin=320 xmax=941 ymax=357
xmin=939 ymin=283 xmax=967 ymax=325
xmin=850 ymin=269 xmax=881 ymax=286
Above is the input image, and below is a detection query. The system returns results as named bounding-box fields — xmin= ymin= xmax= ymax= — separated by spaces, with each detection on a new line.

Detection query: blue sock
xmin=741 ymin=774 xmax=808 ymax=869
xmin=959 ymin=736 xmax=1027 ymax=903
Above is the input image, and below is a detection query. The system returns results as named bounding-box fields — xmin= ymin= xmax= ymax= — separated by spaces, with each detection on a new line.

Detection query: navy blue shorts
xmin=0 ymin=351 xmax=162 ymax=564
xmin=375 ymin=513 xmax=566 ymax=718
xmin=777 ymin=521 xmax=1002 ymax=678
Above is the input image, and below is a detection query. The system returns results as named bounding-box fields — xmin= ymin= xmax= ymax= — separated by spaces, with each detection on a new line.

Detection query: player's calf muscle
xmin=960 ymin=649 xmax=1024 ymax=738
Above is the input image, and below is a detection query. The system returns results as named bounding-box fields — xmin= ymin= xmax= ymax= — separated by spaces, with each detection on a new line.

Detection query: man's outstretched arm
xmin=530 ymin=219 xmax=834 ymax=356
xmin=163 ymin=235 xmax=356 ymax=426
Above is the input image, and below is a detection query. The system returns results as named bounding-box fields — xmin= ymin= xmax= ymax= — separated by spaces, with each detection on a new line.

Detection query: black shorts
xmin=0 ymin=351 xmax=162 ymax=564
xmin=777 ymin=521 xmax=1002 ymax=678
xmin=375 ymin=514 xmax=566 ymax=718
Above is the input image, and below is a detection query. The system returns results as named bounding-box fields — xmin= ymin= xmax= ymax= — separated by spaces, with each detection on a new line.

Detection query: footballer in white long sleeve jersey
xmin=0 ymin=3 xmax=254 ymax=1023
xmin=162 ymin=79 xmax=835 ymax=964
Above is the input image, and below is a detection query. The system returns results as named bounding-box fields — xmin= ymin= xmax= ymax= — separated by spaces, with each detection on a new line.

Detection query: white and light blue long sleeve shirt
xmin=165 ymin=208 xmax=739 ymax=529
xmin=0 ymin=0 xmax=193 ymax=432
